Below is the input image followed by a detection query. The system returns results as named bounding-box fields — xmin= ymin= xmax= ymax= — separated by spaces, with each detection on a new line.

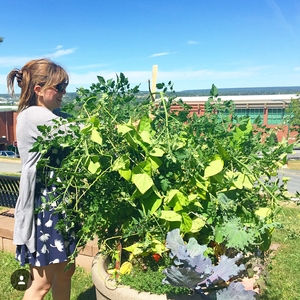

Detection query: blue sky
xmin=1 ymin=0 xmax=300 ymax=93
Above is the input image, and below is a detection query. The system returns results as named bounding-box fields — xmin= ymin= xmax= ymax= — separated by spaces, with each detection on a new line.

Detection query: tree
xmin=286 ymin=96 xmax=300 ymax=136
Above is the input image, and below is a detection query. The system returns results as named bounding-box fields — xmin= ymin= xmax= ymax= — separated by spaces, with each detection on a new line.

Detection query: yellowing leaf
xmin=120 ymin=262 xmax=132 ymax=275
xmin=132 ymin=173 xmax=154 ymax=194
xmin=204 ymin=157 xmax=224 ymax=178
xmin=91 ymin=129 xmax=102 ymax=145
xmin=88 ymin=161 xmax=100 ymax=174
xmin=139 ymin=131 xmax=152 ymax=144
xmin=190 ymin=217 xmax=206 ymax=233
xmin=234 ymin=173 xmax=244 ymax=189
xmin=119 ymin=169 xmax=132 ymax=181
xmin=255 ymin=207 xmax=271 ymax=218
xmin=117 ymin=124 xmax=133 ymax=135
xmin=148 ymin=156 xmax=162 ymax=171
xmin=112 ymin=156 xmax=130 ymax=172
xmin=160 ymin=210 xmax=182 ymax=222
xmin=150 ymin=147 xmax=165 ymax=157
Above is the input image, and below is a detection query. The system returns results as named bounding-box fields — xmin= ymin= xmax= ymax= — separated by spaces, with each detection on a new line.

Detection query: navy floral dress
xmin=16 ymin=147 xmax=79 ymax=267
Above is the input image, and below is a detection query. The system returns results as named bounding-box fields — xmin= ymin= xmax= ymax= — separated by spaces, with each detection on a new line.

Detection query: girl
xmin=7 ymin=58 xmax=77 ymax=300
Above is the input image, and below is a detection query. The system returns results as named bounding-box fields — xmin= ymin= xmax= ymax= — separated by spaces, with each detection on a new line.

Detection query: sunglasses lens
xmin=56 ymin=84 xmax=66 ymax=93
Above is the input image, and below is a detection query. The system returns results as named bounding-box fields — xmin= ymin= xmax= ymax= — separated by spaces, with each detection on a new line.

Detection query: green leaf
xmin=148 ymin=156 xmax=162 ymax=171
xmin=137 ymin=115 xmax=152 ymax=132
xmin=210 ymin=84 xmax=218 ymax=97
xmin=222 ymin=220 xmax=255 ymax=250
xmin=140 ymin=192 xmax=162 ymax=214
xmin=80 ymin=123 xmax=92 ymax=134
xmin=89 ymin=115 xmax=100 ymax=127
xmin=112 ymin=155 xmax=130 ymax=171
xmin=204 ymin=156 xmax=224 ymax=178
xmin=180 ymin=212 xmax=192 ymax=233
xmin=119 ymin=169 xmax=132 ymax=181
xmin=215 ymin=225 xmax=224 ymax=243
xmin=132 ymin=173 xmax=154 ymax=194
xmin=217 ymin=143 xmax=231 ymax=161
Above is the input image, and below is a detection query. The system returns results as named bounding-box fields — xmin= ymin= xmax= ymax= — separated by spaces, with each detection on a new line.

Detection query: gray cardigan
xmin=13 ymin=106 xmax=62 ymax=253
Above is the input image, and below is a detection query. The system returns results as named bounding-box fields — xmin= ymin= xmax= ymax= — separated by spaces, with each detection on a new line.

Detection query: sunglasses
xmin=54 ymin=83 xmax=67 ymax=93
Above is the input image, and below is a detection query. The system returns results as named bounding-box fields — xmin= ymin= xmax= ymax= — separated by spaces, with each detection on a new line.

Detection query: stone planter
xmin=92 ymin=254 xmax=204 ymax=300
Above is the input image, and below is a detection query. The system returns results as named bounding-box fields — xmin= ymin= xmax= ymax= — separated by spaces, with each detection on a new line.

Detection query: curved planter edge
xmin=91 ymin=254 xmax=203 ymax=300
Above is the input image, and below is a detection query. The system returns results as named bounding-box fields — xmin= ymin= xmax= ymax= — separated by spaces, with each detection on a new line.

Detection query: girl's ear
xmin=34 ymin=85 xmax=43 ymax=96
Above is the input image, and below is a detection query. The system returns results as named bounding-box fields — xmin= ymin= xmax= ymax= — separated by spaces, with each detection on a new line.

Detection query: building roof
xmin=0 ymin=106 xmax=18 ymax=112
xmin=176 ymin=94 xmax=298 ymax=108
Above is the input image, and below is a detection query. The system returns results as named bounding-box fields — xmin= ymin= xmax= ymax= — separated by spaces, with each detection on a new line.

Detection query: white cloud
xmin=266 ymin=0 xmax=294 ymax=35
xmin=70 ymin=63 xmax=108 ymax=70
xmin=65 ymin=66 xmax=264 ymax=92
xmin=56 ymin=45 xmax=63 ymax=50
xmin=188 ymin=40 xmax=199 ymax=45
xmin=294 ymin=67 xmax=300 ymax=71
xmin=46 ymin=48 xmax=77 ymax=59
xmin=0 ymin=47 xmax=76 ymax=68
xmin=149 ymin=52 xmax=170 ymax=58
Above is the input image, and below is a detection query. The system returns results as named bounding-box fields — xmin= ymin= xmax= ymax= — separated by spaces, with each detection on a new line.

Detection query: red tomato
xmin=152 ymin=254 xmax=161 ymax=262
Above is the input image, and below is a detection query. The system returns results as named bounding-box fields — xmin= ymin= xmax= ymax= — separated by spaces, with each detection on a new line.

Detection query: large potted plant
xmin=33 ymin=74 xmax=292 ymax=299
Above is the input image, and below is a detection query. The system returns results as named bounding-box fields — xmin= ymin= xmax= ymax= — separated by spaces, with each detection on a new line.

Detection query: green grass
xmin=287 ymin=159 xmax=300 ymax=170
xmin=0 ymin=251 xmax=96 ymax=300
xmin=260 ymin=202 xmax=300 ymax=300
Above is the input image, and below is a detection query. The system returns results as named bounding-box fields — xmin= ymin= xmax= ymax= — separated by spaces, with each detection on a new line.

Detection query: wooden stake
xmin=151 ymin=65 xmax=158 ymax=99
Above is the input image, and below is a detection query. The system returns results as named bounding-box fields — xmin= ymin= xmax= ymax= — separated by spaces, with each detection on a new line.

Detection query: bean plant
xmin=32 ymin=74 xmax=292 ymax=275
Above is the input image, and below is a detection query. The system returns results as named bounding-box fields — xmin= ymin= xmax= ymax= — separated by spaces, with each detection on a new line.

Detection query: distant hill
xmin=177 ymin=86 xmax=300 ymax=96
xmin=1 ymin=87 xmax=300 ymax=103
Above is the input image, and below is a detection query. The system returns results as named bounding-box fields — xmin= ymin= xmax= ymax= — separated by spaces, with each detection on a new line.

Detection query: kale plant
xmin=162 ymin=229 xmax=257 ymax=300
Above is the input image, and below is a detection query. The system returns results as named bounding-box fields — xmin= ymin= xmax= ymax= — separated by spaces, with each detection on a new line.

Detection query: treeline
xmin=177 ymin=86 xmax=300 ymax=96
xmin=1 ymin=86 xmax=300 ymax=103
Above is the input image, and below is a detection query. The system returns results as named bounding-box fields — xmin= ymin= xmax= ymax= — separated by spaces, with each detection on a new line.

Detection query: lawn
xmin=288 ymin=159 xmax=300 ymax=170
xmin=260 ymin=202 xmax=300 ymax=300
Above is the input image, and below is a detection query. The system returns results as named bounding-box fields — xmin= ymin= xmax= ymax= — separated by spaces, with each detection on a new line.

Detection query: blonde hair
xmin=7 ymin=58 xmax=69 ymax=111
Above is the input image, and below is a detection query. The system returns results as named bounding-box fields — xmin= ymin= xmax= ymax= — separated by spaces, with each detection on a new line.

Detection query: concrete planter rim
xmin=91 ymin=253 xmax=203 ymax=300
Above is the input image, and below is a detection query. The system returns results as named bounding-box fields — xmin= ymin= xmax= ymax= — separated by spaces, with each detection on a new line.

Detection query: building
xmin=173 ymin=94 xmax=298 ymax=143
xmin=0 ymin=106 xmax=18 ymax=150
xmin=0 ymin=93 xmax=298 ymax=150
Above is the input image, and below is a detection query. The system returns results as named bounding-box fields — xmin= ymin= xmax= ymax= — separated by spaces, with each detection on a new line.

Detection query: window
xmin=267 ymin=108 xmax=285 ymax=124
xmin=234 ymin=109 xmax=264 ymax=124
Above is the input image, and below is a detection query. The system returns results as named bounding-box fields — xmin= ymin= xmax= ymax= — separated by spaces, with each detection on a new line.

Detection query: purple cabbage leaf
xmin=216 ymin=282 xmax=256 ymax=300
xmin=202 ymin=253 xmax=245 ymax=285
xmin=162 ymin=266 xmax=207 ymax=289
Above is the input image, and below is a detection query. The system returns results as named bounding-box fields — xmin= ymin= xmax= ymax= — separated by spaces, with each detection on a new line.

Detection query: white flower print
xmin=50 ymin=239 xmax=64 ymax=252
xmin=39 ymin=231 xmax=50 ymax=242
xmin=36 ymin=218 xmax=42 ymax=226
xmin=35 ymin=260 xmax=41 ymax=267
xmin=50 ymin=258 xmax=60 ymax=264
xmin=41 ymin=244 xmax=49 ymax=254
xmin=36 ymin=251 xmax=40 ymax=257
xmin=45 ymin=218 xmax=53 ymax=228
